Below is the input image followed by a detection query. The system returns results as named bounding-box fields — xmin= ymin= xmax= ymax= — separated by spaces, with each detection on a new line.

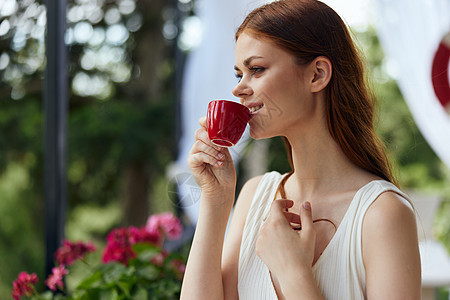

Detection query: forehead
xmin=235 ymin=33 xmax=291 ymax=63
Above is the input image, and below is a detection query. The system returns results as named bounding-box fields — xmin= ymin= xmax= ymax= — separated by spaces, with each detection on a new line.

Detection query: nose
xmin=232 ymin=79 xmax=253 ymax=100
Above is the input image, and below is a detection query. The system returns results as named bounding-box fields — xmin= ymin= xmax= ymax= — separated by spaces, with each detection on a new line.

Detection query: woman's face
xmin=233 ymin=32 xmax=318 ymax=140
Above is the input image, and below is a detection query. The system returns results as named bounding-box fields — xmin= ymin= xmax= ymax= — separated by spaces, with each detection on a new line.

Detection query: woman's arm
xmin=180 ymin=117 xmax=237 ymax=300
xmin=222 ymin=175 xmax=263 ymax=299
xmin=180 ymin=116 xmax=261 ymax=299
xmin=181 ymin=176 xmax=262 ymax=300
xmin=363 ymin=192 xmax=421 ymax=299
xmin=180 ymin=191 xmax=235 ymax=300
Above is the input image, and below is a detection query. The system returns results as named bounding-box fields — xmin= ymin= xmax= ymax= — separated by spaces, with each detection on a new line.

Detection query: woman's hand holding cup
xmin=187 ymin=116 xmax=236 ymax=200
xmin=187 ymin=100 xmax=250 ymax=203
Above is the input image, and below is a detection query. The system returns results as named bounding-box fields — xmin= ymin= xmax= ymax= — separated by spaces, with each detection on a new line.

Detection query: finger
xmin=283 ymin=212 xmax=301 ymax=224
xmin=194 ymin=128 xmax=223 ymax=152
xmin=199 ymin=116 xmax=207 ymax=128
xmin=269 ymin=199 xmax=294 ymax=220
xmin=188 ymin=151 xmax=223 ymax=168
xmin=300 ymin=201 xmax=315 ymax=239
xmin=190 ymin=140 xmax=225 ymax=162
xmin=273 ymin=199 xmax=294 ymax=209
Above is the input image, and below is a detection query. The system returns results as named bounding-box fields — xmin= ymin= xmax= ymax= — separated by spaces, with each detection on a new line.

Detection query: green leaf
xmin=132 ymin=243 xmax=155 ymax=253
xmin=136 ymin=249 xmax=160 ymax=263
xmin=39 ymin=291 xmax=55 ymax=300
xmin=131 ymin=286 xmax=148 ymax=300
xmin=100 ymin=288 xmax=120 ymax=300
xmin=117 ymin=280 xmax=133 ymax=298
xmin=101 ymin=263 xmax=128 ymax=284
xmin=54 ymin=294 xmax=68 ymax=300
xmin=77 ymin=270 xmax=103 ymax=289
xmin=79 ymin=288 xmax=101 ymax=300
xmin=136 ymin=265 xmax=159 ymax=280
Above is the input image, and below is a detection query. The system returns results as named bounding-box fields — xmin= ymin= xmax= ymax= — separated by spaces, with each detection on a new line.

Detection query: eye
xmin=249 ymin=66 xmax=265 ymax=75
xmin=235 ymin=73 xmax=242 ymax=83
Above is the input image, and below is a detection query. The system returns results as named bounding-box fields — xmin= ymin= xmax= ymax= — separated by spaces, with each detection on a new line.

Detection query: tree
xmin=0 ymin=0 xmax=189 ymax=295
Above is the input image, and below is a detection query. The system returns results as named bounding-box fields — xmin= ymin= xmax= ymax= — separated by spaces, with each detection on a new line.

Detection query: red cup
xmin=207 ymin=100 xmax=251 ymax=147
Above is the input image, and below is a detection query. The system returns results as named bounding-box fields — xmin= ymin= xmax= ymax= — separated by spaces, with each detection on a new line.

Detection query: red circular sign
xmin=431 ymin=32 xmax=450 ymax=112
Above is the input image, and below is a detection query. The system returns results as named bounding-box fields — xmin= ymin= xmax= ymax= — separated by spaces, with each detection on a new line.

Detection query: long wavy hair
xmin=236 ymin=0 xmax=398 ymax=189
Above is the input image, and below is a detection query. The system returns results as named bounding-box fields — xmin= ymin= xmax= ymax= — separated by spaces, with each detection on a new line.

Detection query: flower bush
xmin=12 ymin=212 xmax=186 ymax=300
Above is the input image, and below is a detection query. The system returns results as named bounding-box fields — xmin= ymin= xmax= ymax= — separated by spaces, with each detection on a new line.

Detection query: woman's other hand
xmin=256 ymin=200 xmax=316 ymax=289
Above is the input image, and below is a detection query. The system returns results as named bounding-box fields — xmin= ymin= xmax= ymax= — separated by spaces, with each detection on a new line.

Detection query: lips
xmin=248 ymin=104 xmax=264 ymax=114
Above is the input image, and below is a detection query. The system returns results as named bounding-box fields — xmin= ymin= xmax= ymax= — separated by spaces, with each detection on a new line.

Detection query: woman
xmin=180 ymin=0 xmax=421 ymax=299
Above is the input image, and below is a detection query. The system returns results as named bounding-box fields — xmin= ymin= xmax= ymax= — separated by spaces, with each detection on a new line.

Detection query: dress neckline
xmin=271 ymin=175 xmax=386 ymax=270
xmin=266 ymin=174 xmax=395 ymax=298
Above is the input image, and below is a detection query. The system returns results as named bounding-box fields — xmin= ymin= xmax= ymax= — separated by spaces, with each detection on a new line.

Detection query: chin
xmin=249 ymin=125 xmax=275 ymax=140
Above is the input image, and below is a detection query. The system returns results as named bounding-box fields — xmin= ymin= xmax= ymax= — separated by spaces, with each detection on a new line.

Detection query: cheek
xmin=262 ymin=80 xmax=304 ymax=116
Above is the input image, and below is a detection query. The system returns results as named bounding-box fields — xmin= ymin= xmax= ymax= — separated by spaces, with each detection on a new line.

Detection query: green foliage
xmin=356 ymin=27 xmax=450 ymax=253
xmin=1 ymin=0 xmax=180 ymax=298
xmin=0 ymin=163 xmax=45 ymax=297
xmin=354 ymin=27 xmax=448 ymax=191
xmin=267 ymin=137 xmax=291 ymax=174
xmin=435 ymin=197 xmax=450 ymax=253
xmin=68 ymin=97 xmax=176 ymax=206
xmin=11 ymin=212 xmax=187 ymax=300
xmin=0 ymin=97 xmax=43 ymax=171
xmin=65 ymin=244 xmax=183 ymax=300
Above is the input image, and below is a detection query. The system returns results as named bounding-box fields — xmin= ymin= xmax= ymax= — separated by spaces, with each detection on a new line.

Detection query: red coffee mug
xmin=207 ymin=100 xmax=251 ymax=147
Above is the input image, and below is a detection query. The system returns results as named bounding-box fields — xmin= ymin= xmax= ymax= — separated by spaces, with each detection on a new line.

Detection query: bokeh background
xmin=0 ymin=0 xmax=449 ymax=298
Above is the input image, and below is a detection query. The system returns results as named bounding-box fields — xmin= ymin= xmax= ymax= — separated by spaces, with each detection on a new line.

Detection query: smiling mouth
xmin=249 ymin=104 xmax=264 ymax=114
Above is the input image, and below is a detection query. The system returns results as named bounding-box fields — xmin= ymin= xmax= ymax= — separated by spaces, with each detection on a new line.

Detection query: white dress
xmin=238 ymin=171 xmax=410 ymax=300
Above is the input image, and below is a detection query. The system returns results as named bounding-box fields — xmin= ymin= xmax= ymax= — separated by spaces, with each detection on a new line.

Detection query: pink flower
xmin=45 ymin=265 xmax=69 ymax=291
xmin=12 ymin=272 xmax=38 ymax=300
xmin=128 ymin=226 xmax=161 ymax=246
xmin=102 ymin=228 xmax=137 ymax=265
xmin=55 ymin=240 xmax=97 ymax=266
xmin=106 ymin=227 xmax=129 ymax=244
xmin=102 ymin=241 xmax=136 ymax=265
xmin=102 ymin=226 xmax=162 ymax=265
xmin=145 ymin=212 xmax=182 ymax=240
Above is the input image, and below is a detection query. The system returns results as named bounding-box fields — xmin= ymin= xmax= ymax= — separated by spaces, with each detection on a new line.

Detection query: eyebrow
xmin=234 ymin=55 xmax=264 ymax=71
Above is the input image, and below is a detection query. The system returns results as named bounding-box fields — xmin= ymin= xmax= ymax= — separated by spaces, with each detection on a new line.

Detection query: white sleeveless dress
xmin=238 ymin=171 xmax=409 ymax=300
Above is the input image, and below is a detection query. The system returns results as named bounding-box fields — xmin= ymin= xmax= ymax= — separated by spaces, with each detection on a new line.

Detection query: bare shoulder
xmin=365 ymin=190 xmax=415 ymax=226
xmin=363 ymin=190 xmax=418 ymax=252
xmin=362 ymin=190 xmax=421 ymax=299
xmin=239 ymin=175 xmax=265 ymax=200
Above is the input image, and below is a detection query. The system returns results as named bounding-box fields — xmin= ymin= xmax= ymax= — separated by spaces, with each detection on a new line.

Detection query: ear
xmin=310 ymin=56 xmax=332 ymax=93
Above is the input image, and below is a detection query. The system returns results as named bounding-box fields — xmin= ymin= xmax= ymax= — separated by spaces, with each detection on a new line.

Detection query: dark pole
xmin=44 ymin=0 xmax=68 ymax=277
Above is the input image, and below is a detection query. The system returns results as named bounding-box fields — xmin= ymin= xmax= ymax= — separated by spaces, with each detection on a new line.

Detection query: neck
xmin=284 ymin=118 xmax=361 ymax=201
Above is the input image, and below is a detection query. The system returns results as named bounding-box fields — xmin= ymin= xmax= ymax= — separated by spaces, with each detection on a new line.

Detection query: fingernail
xmin=303 ymin=201 xmax=311 ymax=210
xmin=218 ymin=153 xmax=225 ymax=159
xmin=217 ymin=161 xmax=223 ymax=167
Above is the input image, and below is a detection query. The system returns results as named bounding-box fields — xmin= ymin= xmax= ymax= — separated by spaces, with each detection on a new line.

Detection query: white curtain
xmin=373 ymin=0 xmax=450 ymax=168
xmin=172 ymin=0 xmax=266 ymax=225
xmin=374 ymin=1 xmax=450 ymax=291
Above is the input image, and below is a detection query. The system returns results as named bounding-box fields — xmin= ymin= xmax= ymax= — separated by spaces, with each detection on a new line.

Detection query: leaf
xmin=39 ymin=291 xmax=55 ymax=300
xmin=136 ymin=265 xmax=159 ymax=280
xmin=79 ymin=288 xmax=101 ymax=300
xmin=136 ymin=249 xmax=160 ymax=262
xmin=101 ymin=263 xmax=128 ymax=284
xmin=131 ymin=286 xmax=148 ymax=300
xmin=132 ymin=243 xmax=160 ymax=261
xmin=54 ymin=294 xmax=68 ymax=300
xmin=117 ymin=280 xmax=133 ymax=298
xmin=77 ymin=270 xmax=103 ymax=289
xmin=100 ymin=288 xmax=120 ymax=300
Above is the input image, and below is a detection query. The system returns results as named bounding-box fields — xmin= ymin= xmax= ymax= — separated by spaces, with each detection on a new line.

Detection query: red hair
xmin=236 ymin=0 xmax=398 ymax=186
